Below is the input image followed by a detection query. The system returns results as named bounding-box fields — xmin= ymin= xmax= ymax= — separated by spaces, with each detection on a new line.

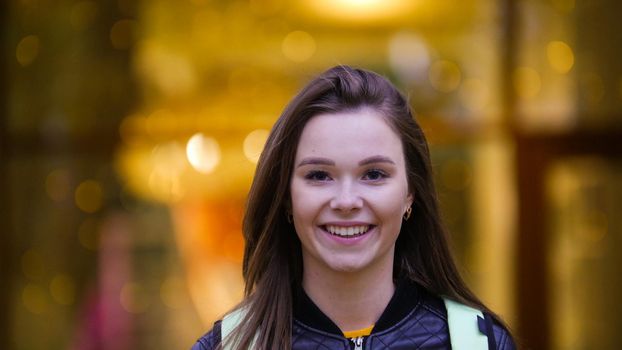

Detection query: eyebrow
xmin=296 ymin=155 xmax=395 ymax=168
xmin=296 ymin=157 xmax=335 ymax=167
xmin=358 ymin=155 xmax=395 ymax=166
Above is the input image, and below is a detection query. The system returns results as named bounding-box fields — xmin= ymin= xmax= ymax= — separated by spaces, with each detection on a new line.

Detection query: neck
xmin=301 ymin=258 xmax=395 ymax=333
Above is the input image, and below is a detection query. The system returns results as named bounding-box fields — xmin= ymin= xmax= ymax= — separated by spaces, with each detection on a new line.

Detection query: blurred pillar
xmin=0 ymin=1 xmax=12 ymax=349
xmin=515 ymin=136 xmax=550 ymax=350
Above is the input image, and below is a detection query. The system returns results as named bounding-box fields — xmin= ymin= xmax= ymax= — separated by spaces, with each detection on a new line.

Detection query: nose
xmin=329 ymin=180 xmax=363 ymax=213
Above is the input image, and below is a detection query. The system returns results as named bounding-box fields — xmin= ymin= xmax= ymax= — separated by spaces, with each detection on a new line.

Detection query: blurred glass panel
xmin=547 ymin=157 xmax=622 ymax=349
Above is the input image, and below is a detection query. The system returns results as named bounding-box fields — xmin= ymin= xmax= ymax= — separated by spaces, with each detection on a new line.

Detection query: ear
xmin=405 ymin=193 xmax=414 ymax=210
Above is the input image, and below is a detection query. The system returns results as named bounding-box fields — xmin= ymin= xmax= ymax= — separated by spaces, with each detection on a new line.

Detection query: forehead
xmin=295 ymin=109 xmax=404 ymax=161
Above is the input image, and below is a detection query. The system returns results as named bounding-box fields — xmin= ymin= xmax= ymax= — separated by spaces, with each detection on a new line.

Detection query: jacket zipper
xmin=351 ymin=336 xmax=363 ymax=350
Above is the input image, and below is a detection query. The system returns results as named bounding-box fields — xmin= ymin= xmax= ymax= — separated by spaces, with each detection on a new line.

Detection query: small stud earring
xmin=403 ymin=207 xmax=412 ymax=221
xmin=287 ymin=213 xmax=293 ymax=224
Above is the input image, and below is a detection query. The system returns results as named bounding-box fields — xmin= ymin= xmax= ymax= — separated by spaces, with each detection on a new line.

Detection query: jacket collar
xmin=292 ymin=278 xmax=422 ymax=335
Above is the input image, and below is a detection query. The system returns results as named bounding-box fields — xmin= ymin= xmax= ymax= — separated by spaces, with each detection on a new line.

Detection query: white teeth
xmin=325 ymin=225 xmax=370 ymax=237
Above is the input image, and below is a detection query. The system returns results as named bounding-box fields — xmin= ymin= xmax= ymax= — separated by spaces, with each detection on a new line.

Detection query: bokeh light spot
xmin=547 ymin=41 xmax=574 ymax=74
xmin=16 ymin=35 xmax=40 ymax=67
xmin=579 ymin=210 xmax=608 ymax=243
xmin=50 ymin=274 xmax=76 ymax=305
xmin=75 ymin=180 xmax=104 ymax=213
xmin=243 ymin=129 xmax=269 ymax=164
xmin=136 ymin=42 xmax=197 ymax=97
xmin=388 ymin=32 xmax=430 ymax=83
xmin=429 ymin=60 xmax=462 ymax=93
xmin=282 ymin=30 xmax=316 ymax=62
xmin=308 ymin=0 xmax=414 ymax=21
xmin=186 ymin=133 xmax=220 ymax=174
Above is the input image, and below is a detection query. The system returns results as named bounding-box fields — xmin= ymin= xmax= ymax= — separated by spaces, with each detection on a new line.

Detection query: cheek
xmin=289 ymin=180 xmax=305 ymax=212
xmin=370 ymin=186 xmax=410 ymax=216
xmin=376 ymin=205 xmax=406 ymax=225
xmin=290 ymin=182 xmax=324 ymax=220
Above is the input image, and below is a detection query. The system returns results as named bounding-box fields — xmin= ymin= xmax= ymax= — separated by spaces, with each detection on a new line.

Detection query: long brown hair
xmin=228 ymin=65 xmax=502 ymax=349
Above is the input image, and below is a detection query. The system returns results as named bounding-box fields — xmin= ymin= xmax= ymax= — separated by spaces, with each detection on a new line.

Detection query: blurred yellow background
xmin=2 ymin=0 xmax=622 ymax=349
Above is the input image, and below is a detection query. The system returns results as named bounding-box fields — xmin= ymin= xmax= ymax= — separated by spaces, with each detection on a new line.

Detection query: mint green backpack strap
xmin=221 ymin=307 xmax=257 ymax=350
xmin=443 ymin=298 xmax=489 ymax=350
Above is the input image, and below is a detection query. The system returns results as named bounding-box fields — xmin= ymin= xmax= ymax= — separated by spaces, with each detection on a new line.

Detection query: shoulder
xmin=190 ymin=320 xmax=222 ymax=350
xmin=419 ymin=290 xmax=516 ymax=350
xmin=417 ymin=287 xmax=448 ymax=319
xmin=491 ymin=321 xmax=516 ymax=350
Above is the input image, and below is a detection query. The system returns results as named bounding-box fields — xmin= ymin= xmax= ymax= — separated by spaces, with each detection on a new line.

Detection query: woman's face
xmin=290 ymin=108 xmax=413 ymax=276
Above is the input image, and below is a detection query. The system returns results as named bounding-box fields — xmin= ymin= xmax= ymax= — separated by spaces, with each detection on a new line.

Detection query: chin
xmin=324 ymin=258 xmax=369 ymax=274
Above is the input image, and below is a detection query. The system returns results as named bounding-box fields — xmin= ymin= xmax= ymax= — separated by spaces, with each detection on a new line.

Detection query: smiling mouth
xmin=321 ymin=225 xmax=374 ymax=238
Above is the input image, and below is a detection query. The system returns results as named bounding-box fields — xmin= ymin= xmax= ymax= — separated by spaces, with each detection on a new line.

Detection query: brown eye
xmin=362 ymin=169 xmax=388 ymax=181
xmin=305 ymin=170 xmax=331 ymax=181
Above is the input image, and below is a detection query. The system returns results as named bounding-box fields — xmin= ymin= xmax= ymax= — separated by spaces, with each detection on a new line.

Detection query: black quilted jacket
xmin=191 ymin=280 xmax=516 ymax=350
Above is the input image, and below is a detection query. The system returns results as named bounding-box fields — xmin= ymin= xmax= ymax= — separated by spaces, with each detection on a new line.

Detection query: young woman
xmin=192 ymin=66 xmax=516 ymax=349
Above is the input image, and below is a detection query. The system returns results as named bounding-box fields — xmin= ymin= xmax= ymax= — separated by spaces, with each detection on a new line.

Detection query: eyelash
xmin=362 ymin=169 xmax=389 ymax=181
xmin=303 ymin=169 xmax=390 ymax=182
xmin=304 ymin=170 xmax=331 ymax=182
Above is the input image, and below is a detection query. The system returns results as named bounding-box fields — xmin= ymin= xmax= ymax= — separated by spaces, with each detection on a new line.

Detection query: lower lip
xmin=320 ymin=226 xmax=376 ymax=246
